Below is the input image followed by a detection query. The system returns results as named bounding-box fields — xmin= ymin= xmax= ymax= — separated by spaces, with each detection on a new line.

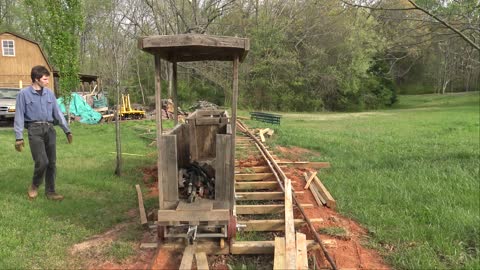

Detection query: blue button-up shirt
xmin=14 ymin=86 xmax=70 ymax=140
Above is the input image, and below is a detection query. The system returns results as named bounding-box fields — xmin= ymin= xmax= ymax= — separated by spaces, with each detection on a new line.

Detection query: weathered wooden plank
xmin=273 ymin=237 xmax=285 ymax=270
xmin=179 ymin=245 xmax=195 ymax=270
xmin=277 ymin=161 xmax=331 ymax=169
xmin=236 ymin=204 xmax=313 ymax=215
xmin=230 ymin=240 xmax=318 ymax=255
xmin=235 ymin=173 xmax=273 ymax=181
xmin=155 ymin=54 xmax=163 ymax=209
xmin=195 ymin=252 xmax=209 ymax=270
xmin=158 ymin=209 xmax=230 ymax=223
xmin=240 ymin=218 xmax=323 ymax=231
xmin=161 ymin=135 xmax=178 ymax=202
xmin=173 ymin=62 xmax=178 ymax=126
xmin=235 ymin=181 xmax=277 ymax=190
xmin=303 ymin=172 xmax=325 ymax=207
xmin=231 ymin=56 xmax=239 ymax=210
xmin=135 ymin=184 xmax=148 ymax=226
xmin=284 ymin=179 xmax=296 ymax=270
xmin=162 ymin=240 xmax=229 ymax=255
xmin=296 ymin=233 xmax=308 ymax=270
xmin=235 ymin=166 xmax=271 ymax=173
xmin=196 ymin=118 xmax=221 ymax=125
xmin=304 ymin=171 xmax=317 ymax=189
xmin=215 ymin=135 xmax=228 ymax=204
xmin=236 ymin=191 xmax=304 ymax=201
xmin=313 ymin=176 xmax=336 ymax=210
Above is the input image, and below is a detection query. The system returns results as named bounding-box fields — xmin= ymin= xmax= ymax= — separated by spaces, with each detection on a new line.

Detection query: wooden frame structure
xmin=138 ymin=34 xmax=249 ymax=240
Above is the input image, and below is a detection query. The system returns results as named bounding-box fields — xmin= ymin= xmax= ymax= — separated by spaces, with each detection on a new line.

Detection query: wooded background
xmin=1 ymin=0 xmax=479 ymax=111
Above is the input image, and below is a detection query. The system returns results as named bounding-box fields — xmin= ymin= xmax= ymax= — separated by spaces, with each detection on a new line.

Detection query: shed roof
xmin=138 ymin=34 xmax=249 ymax=62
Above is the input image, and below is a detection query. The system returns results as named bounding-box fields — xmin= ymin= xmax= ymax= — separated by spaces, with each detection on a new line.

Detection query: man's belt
xmin=26 ymin=121 xmax=54 ymax=127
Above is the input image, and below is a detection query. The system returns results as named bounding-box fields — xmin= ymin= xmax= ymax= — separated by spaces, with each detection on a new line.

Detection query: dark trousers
xmin=27 ymin=123 xmax=57 ymax=193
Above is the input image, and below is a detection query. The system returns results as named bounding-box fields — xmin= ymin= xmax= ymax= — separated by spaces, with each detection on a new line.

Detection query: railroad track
xmin=151 ymin=120 xmax=336 ymax=270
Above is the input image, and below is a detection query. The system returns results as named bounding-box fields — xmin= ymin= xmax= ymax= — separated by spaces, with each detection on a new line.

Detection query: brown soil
xmin=69 ymin=219 xmax=158 ymax=270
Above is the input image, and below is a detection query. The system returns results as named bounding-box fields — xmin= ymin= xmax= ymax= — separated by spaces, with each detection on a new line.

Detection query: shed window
xmin=2 ymin=40 xmax=15 ymax=56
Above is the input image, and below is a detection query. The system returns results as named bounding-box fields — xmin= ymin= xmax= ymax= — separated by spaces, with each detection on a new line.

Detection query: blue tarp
xmin=57 ymin=93 xmax=102 ymax=124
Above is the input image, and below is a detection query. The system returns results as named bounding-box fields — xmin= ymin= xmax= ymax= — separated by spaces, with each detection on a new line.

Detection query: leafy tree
xmin=23 ymin=0 xmax=84 ymax=117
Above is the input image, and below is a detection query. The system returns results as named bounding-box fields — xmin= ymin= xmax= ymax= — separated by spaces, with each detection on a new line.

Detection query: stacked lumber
xmin=303 ymin=172 xmax=336 ymax=210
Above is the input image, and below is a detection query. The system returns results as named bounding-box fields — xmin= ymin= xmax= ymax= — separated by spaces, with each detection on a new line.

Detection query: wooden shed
xmin=138 ymin=34 xmax=249 ymax=243
xmin=0 ymin=31 xmax=54 ymax=90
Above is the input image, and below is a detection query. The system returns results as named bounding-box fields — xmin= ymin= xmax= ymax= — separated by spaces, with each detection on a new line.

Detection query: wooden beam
xmin=162 ymin=240 xmax=229 ymax=255
xmin=284 ymin=179 xmax=296 ymax=270
xmin=236 ymin=191 xmax=304 ymax=201
xmin=230 ymin=240 xmax=318 ymax=255
xmin=239 ymin=218 xmax=323 ymax=231
xmin=296 ymin=232 xmax=308 ymax=270
xmin=135 ymin=184 xmax=148 ymax=226
xmin=236 ymin=204 xmax=314 ymax=214
xmin=277 ymin=161 xmax=331 ymax=169
xmin=158 ymin=209 xmax=230 ymax=223
xmin=235 ymin=181 xmax=278 ymax=190
xmin=304 ymin=172 xmax=325 ymax=207
xmin=235 ymin=166 xmax=272 ymax=173
xmin=154 ymin=54 xmax=163 ymax=209
xmin=313 ymin=176 xmax=336 ymax=210
xmin=173 ymin=61 xmax=178 ymax=126
xmin=273 ymin=237 xmax=285 ymax=270
xmin=179 ymin=245 xmax=195 ymax=270
xmin=195 ymin=252 xmax=209 ymax=270
xmin=235 ymin=173 xmax=273 ymax=181
xmin=303 ymin=171 xmax=317 ymax=189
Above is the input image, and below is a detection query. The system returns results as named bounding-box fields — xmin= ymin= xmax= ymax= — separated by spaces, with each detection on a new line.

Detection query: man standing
xmin=14 ymin=65 xmax=73 ymax=200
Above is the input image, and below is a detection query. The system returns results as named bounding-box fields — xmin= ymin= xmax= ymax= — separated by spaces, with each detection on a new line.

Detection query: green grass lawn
xmin=244 ymin=92 xmax=480 ymax=269
xmin=0 ymin=120 xmax=172 ymax=269
xmin=0 ymin=92 xmax=478 ymax=269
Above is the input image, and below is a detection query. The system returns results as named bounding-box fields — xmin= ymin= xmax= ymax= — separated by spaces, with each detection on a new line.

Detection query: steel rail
xmin=236 ymin=120 xmax=338 ymax=270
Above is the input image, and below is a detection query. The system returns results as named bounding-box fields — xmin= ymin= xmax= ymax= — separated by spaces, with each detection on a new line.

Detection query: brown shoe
xmin=27 ymin=185 xmax=38 ymax=199
xmin=46 ymin=192 xmax=64 ymax=201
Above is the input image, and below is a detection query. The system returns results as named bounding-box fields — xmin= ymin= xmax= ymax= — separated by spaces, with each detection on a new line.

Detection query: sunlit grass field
xmin=0 ymin=92 xmax=478 ymax=269
xmin=244 ymin=92 xmax=480 ymax=269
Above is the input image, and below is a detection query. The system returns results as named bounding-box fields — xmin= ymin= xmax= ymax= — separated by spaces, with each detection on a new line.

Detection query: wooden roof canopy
xmin=138 ymin=34 xmax=249 ymax=62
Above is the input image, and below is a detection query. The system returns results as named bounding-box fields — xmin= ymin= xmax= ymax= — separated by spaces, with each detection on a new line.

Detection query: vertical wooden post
xmin=155 ymin=54 xmax=164 ymax=209
xmin=230 ymin=56 xmax=239 ymax=209
xmin=173 ymin=61 xmax=178 ymax=126
xmin=284 ymin=179 xmax=296 ymax=269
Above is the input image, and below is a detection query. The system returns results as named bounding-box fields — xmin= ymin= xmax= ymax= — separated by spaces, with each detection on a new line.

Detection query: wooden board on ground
xmin=195 ymin=252 xmax=209 ymax=270
xmin=235 ymin=181 xmax=277 ymax=190
xmin=239 ymin=218 xmax=323 ymax=231
xmin=313 ymin=175 xmax=336 ymax=210
xmin=296 ymin=232 xmax=308 ymax=270
xmin=235 ymin=173 xmax=273 ymax=181
xmin=230 ymin=240 xmax=318 ymax=254
xmin=273 ymin=237 xmax=285 ymax=270
xmin=236 ymin=191 xmax=304 ymax=201
xmin=303 ymin=171 xmax=317 ymax=189
xmin=284 ymin=179 xmax=296 ymax=270
xmin=135 ymin=184 xmax=148 ymax=226
xmin=276 ymin=161 xmax=330 ymax=169
xmin=236 ymin=204 xmax=314 ymax=214
xmin=303 ymin=172 xmax=326 ymax=206
xmin=179 ymin=245 xmax=195 ymax=270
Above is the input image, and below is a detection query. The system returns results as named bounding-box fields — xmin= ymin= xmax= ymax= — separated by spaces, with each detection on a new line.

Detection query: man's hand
xmin=15 ymin=140 xmax=24 ymax=152
xmin=66 ymin=133 xmax=73 ymax=144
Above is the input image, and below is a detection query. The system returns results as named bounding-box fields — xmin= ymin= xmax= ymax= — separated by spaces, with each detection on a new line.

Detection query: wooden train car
xmin=138 ymin=34 xmax=249 ymax=244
